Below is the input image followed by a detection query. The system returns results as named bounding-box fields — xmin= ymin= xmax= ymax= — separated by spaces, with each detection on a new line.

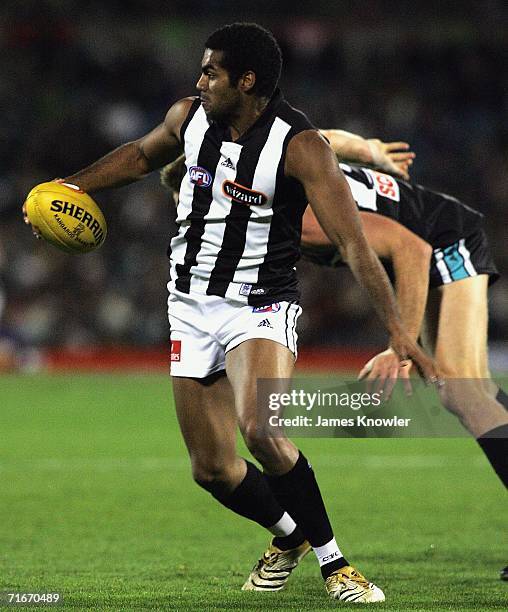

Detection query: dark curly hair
xmin=205 ymin=23 xmax=282 ymax=99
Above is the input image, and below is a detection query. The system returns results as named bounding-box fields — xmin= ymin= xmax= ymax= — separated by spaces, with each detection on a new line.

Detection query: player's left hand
xmin=358 ymin=348 xmax=413 ymax=399
xmin=22 ymin=201 xmax=41 ymax=239
xmin=22 ymin=179 xmax=66 ymax=240
xmin=367 ymin=139 xmax=415 ymax=180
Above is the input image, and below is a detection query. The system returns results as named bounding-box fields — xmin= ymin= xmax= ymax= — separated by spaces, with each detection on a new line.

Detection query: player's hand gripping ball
xmin=24 ymin=181 xmax=107 ymax=253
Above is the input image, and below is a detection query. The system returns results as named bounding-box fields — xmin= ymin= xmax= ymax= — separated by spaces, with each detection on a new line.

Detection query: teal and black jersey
xmin=301 ymin=164 xmax=498 ymax=287
xmin=337 ymin=163 xmax=482 ymax=248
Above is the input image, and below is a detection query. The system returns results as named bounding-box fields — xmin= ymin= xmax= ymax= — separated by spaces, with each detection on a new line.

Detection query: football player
xmin=25 ymin=24 xmax=441 ymax=603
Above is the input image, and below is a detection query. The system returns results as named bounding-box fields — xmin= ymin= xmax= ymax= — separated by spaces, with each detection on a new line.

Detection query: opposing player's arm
xmin=360 ymin=213 xmax=432 ymax=342
xmin=286 ymin=130 xmax=438 ymax=383
xmin=319 ymin=129 xmax=415 ymax=180
xmin=62 ymin=98 xmax=194 ymax=193
xmin=356 ymin=213 xmax=433 ymax=391
xmin=302 ymin=207 xmax=432 ymax=341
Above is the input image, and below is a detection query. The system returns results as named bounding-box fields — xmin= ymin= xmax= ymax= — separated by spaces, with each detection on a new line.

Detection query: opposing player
xmin=301 ymin=163 xmax=508 ymax=488
xmin=23 ymin=23 xmax=440 ymax=603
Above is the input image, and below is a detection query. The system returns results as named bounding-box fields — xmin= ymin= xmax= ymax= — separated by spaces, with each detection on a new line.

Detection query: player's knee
xmin=438 ymin=384 xmax=464 ymax=417
xmin=191 ymin=459 xmax=233 ymax=491
xmin=240 ymin=418 xmax=271 ymax=457
xmin=240 ymin=419 xmax=289 ymax=468
xmin=438 ymin=379 xmax=486 ymax=418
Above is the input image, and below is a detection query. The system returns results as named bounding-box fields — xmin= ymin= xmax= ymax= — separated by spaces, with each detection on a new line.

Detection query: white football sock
xmin=313 ymin=538 xmax=343 ymax=567
xmin=268 ymin=511 xmax=298 ymax=537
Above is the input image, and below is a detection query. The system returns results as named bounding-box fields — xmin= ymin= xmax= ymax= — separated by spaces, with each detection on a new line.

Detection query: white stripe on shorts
xmin=434 ymin=249 xmax=452 ymax=284
xmin=457 ymin=238 xmax=477 ymax=277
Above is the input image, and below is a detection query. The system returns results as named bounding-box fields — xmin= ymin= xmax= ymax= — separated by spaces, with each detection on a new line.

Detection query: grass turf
xmin=0 ymin=373 xmax=506 ymax=610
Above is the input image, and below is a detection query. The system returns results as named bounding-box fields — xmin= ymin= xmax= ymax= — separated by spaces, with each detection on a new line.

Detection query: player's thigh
xmin=422 ymin=275 xmax=490 ymax=378
xmin=225 ymin=339 xmax=299 ymax=472
xmin=222 ymin=300 xmax=301 ymax=426
xmin=172 ymin=374 xmax=237 ymax=467
xmin=225 ymin=338 xmax=295 ymax=423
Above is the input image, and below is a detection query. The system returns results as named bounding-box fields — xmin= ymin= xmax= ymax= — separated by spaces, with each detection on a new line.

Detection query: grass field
xmin=1 ymin=373 xmax=506 ymax=611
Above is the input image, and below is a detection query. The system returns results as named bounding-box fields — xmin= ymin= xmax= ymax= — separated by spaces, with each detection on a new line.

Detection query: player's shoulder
xmin=277 ymin=98 xmax=316 ymax=133
xmin=285 ymin=129 xmax=334 ymax=180
xmin=163 ymin=97 xmax=201 ymax=141
xmin=287 ymin=128 xmax=330 ymax=157
xmin=164 ymin=97 xmax=199 ymax=123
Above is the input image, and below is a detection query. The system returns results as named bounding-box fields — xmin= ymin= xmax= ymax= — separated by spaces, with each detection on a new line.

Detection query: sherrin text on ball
xmin=24 ymin=181 xmax=107 ymax=253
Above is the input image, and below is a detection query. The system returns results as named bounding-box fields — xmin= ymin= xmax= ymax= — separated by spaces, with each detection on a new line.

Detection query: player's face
xmin=197 ymin=49 xmax=241 ymax=122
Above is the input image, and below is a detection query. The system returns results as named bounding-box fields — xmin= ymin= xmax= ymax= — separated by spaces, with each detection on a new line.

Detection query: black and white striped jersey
xmin=168 ymin=89 xmax=315 ymax=306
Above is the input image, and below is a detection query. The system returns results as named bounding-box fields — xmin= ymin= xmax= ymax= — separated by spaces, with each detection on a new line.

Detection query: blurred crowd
xmin=1 ymin=1 xmax=507 ymax=359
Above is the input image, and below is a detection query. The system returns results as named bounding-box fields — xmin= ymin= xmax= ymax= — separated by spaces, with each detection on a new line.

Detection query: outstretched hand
xmin=358 ymin=348 xmax=413 ymax=399
xmin=359 ymin=338 xmax=442 ymax=400
xmin=367 ymin=139 xmax=415 ymax=180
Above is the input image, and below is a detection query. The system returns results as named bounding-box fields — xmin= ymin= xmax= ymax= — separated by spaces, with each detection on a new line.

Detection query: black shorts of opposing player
xmin=429 ymin=229 xmax=499 ymax=288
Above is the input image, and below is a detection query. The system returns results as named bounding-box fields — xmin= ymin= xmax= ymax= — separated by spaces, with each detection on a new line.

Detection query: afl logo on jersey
xmin=222 ymin=180 xmax=268 ymax=206
xmin=189 ymin=166 xmax=213 ymax=188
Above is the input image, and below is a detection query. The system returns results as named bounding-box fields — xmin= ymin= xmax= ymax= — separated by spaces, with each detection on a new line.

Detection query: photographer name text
xmin=268 ymin=415 xmax=411 ymax=428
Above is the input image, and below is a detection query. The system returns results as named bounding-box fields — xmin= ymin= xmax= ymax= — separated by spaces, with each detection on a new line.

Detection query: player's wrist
xmin=366 ymin=139 xmax=384 ymax=167
xmin=388 ymin=325 xmax=411 ymax=350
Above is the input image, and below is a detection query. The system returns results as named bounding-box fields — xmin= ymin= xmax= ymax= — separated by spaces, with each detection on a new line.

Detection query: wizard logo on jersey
xmin=222 ymin=180 xmax=268 ymax=206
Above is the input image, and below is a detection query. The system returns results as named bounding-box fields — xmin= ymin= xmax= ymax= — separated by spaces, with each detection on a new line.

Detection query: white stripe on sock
xmin=313 ymin=538 xmax=343 ymax=567
xmin=268 ymin=512 xmax=297 ymax=537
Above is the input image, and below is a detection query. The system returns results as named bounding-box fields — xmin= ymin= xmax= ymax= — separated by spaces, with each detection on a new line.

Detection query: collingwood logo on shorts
xmin=222 ymin=180 xmax=268 ymax=206
xmin=252 ymin=303 xmax=281 ymax=313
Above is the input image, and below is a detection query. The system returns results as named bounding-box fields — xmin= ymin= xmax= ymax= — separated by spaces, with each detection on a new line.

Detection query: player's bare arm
xmin=23 ymin=98 xmax=193 ymax=233
xmin=319 ymin=129 xmax=415 ymax=180
xmin=365 ymin=214 xmax=432 ymax=342
xmin=301 ymin=206 xmax=433 ymax=392
xmin=356 ymin=213 xmax=432 ymax=390
xmin=286 ymin=130 xmax=438 ymax=383
xmin=302 ymin=207 xmax=432 ymax=341
xmin=62 ymin=98 xmax=194 ymax=193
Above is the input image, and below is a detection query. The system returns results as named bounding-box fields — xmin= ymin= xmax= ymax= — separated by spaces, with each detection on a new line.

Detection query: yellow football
xmin=24 ymin=181 xmax=107 ymax=253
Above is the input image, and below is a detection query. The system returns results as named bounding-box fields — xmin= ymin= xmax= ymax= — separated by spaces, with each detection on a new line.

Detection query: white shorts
xmin=168 ymin=290 xmax=301 ymax=378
